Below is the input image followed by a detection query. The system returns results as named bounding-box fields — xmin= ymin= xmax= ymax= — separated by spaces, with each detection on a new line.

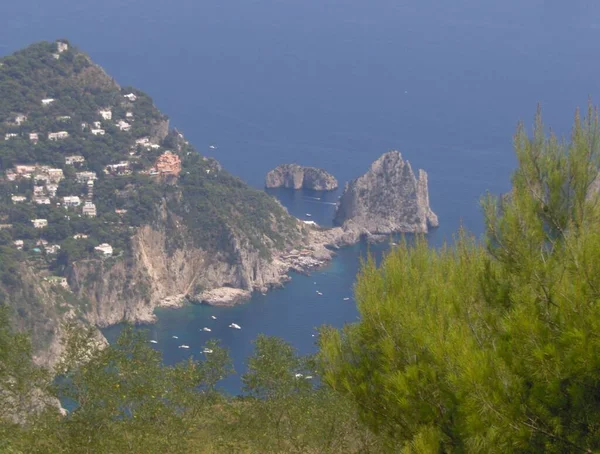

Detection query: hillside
xmin=0 ymin=40 xmax=310 ymax=363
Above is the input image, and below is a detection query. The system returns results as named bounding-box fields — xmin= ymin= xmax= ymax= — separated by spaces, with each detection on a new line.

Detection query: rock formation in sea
xmin=334 ymin=150 xmax=438 ymax=234
xmin=265 ymin=164 xmax=338 ymax=191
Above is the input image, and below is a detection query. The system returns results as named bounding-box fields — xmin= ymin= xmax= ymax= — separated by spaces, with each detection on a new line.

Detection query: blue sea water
xmin=3 ymin=0 xmax=600 ymax=393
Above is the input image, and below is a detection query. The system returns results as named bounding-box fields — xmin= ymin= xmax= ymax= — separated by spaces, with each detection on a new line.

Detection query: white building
xmin=11 ymin=195 xmax=26 ymax=203
xmin=73 ymin=233 xmax=89 ymax=239
xmin=91 ymin=128 xmax=105 ymax=136
xmin=76 ymin=171 xmax=97 ymax=183
xmin=15 ymin=114 xmax=27 ymax=125
xmin=31 ymin=219 xmax=48 ymax=229
xmin=15 ymin=164 xmax=37 ymax=175
xmin=33 ymin=186 xmax=45 ymax=196
xmin=63 ymin=196 xmax=81 ymax=207
xmin=99 ymin=109 xmax=112 ymax=120
xmin=46 ymin=184 xmax=58 ymax=197
xmin=126 ymin=112 xmax=133 ymax=118
xmin=13 ymin=240 xmax=24 ymax=250
xmin=93 ymin=121 xmax=102 ymax=128
xmin=94 ymin=243 xmax=113 ymax=257
xmin=135 ymin=137 xmax=149 ymax=145
xmin=82 ymin=202 xmax=97 ymax=217
xmin=116 ymin=120 xmax=131 ymax=131
xmin=29 ymin=133 xmax=39 ymax=142
xmin=47 ymin=168 xmax=64 ymax=183
xmin=57 ymin=115 xmax=71 ymax=121
xmin=48 ymin=131 xmax=69 ymax=140
xmin=123 ymin=93 xmax=137 ymax=102
xmin=65 ymin=155 xmax=85 ymax=165
xmin=104 ymin=161 xmax=130 ymax=174
xmin=5 ymin=133 xmax=17 ymax=140
xmin=45 ymin=244 xmax=61 ymax=254
xmin=34 ymin=197 xmax=51 ymax=205
xmin=41 ymin=98 xmax=55 ymax=105
xmin=57 ymin=41 xmax=69 ymax=53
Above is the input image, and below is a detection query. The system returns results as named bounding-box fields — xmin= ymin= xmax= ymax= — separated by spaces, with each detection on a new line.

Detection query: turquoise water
xmin=4 ymin=0 xmax=600 ymax=393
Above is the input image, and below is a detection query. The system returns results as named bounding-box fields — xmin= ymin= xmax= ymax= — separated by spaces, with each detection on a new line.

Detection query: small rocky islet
xmin=265 ymin=163 xmax=338 ymax=191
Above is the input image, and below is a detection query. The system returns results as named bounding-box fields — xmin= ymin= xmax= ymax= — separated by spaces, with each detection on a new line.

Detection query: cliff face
xmin=265 ymin=164 xmax=338 ymax=191
xmin=334 ymin=151 xmax=438 ymax=234
xmin=67 ymin=204 xmax=299 ymax=329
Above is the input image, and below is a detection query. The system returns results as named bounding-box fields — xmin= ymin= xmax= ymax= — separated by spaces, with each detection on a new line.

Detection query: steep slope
xmin=0 ymin=40 xmax=309 ymax=364
xmin=334 ymin=150 xmax=438 ymax=233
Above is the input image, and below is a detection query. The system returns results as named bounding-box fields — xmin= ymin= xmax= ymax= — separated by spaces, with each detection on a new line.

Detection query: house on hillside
xmin=14 ymin=114 xmax=27 ymax=125
xmin=82 ymin=202 xmax=97 ymax=217
xmin=123 ymin=93 xmax=137 ymax=102
xmin=47 ymin=276 xmax=69 ymax=289
xmin=154 ymin=151 xmax=181 ymax=176
xmin=13 ymin=240 xmax=23 ymax=250
xmin=46 ymin=184 xmax=58 ymax=198
xmin=57 ymin=41 xmax=68 ymax=53
xmin=65 ymin=155 xmax=85 ymax=165
xmin=45 ymin=244 xmax=61 ymax=254
xmin=104 ymin=161 xmax=130 ymax=175
xmin=47 ymin=168 xmax=64 ymax=183
xmin=5 ymin=133 xmax=17 ymax=140
xmin=117 ymin=120 xmax=131 ymax=131
xmin=73 ymin=233 xmax=88 ymax=239
xmin=99 ymin=109 xmax=112 ymax=120
xmin=11 ymin=195 xmax=26 ymax=203
xmin=126 ymin=112 xmax=133 ymax=118
xmin=34 ymin=197 xmax=51 ymax=205
xmin=63 ymin=196 xmax=81 ymax=207
xmin=48 ymin=131 xmax=69 ymax=140
xmin=41 ymin=98 xmax=55 ymax=105
xmin=29 ymin=133 xmax=39 ymax=142
xmin=76 ymin=171 xmax=97 ymax=183
xmin=94 ymin=243 xmax=113 ymax=257
xmin=91 ymin=128 xmax=105 ymax=136
xmin=31 ymin=219 xmax=48 ymax=229
xmin=15 ymin=164 xmax=37 ymax=175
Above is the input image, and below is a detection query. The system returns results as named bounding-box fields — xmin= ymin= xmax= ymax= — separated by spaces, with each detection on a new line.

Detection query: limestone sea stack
xmin=334 ymin=150 xmax=438 ymax=233
xmin=265 ymin=164 xmax=338 ymax=191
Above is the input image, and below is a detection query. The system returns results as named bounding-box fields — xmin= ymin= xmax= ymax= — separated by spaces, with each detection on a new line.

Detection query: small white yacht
xmin=202 ymin=327 xmax=212 ymax=332
xmin=211 ymin=315 xmax=217 ymax=320
xmin=178 ymin=345 xmax=190 ymax=349
xmin=229 ymin=323 xmax=241 ymax=330
xmin=149 ymin=340 xmax=158 ymax=344
xmin=203 ymin=348 xmax=213 ymax=354
xmin=172 ymin=335 xmax=179 ymax=339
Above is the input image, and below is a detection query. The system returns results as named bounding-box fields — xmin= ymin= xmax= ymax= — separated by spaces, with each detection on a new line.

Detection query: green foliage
xmin=320 ymin=105 xmax=600 ymax=452
xmin=1 ymin=325 xmax=378 ymax=453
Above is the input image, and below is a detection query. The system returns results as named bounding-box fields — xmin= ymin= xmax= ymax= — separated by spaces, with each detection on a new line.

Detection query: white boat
xmin=149 ymin=340 xmax=158 ymax=344
xmin=172 ymin=335 xmax=179 ymax=339
xmin=343 ymin=297 xmax=350 ymax=301
xmin=229 ymin=323 xmax=241 ymax=330
xmin=305 ymin=375 xmax=313 ymax=379
xmin=209 ymin=145 xmax=216 ymax=149
xmin=211 ymin=315 xmax=217 ymax=320
xmin=306 ymin=213 xmax=312 ymax=217
xmin=178 ymin=345 xmax=190 ymax=349
xmin=203 ymin=348 xmax=213 ymax=354
xmin=316 ymin=291 xmax=323 ymax=296
xmin=202 ymin=327 xmax=212 ymax=332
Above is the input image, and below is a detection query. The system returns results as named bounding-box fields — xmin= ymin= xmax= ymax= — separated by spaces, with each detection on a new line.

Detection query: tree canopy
xmin=319 ymin=105 xmax=600 ymax=452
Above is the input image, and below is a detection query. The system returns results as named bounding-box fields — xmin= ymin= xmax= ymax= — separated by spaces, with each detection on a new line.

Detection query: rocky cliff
xmin=334 ymin=151 xmax=438 ymax=234
xmin=265 ymin=164 xmax=338 ymax=190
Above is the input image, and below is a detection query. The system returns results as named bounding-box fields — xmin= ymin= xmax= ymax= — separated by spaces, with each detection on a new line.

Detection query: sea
xmin=2 ymin=0 xmax=600 ymax=394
